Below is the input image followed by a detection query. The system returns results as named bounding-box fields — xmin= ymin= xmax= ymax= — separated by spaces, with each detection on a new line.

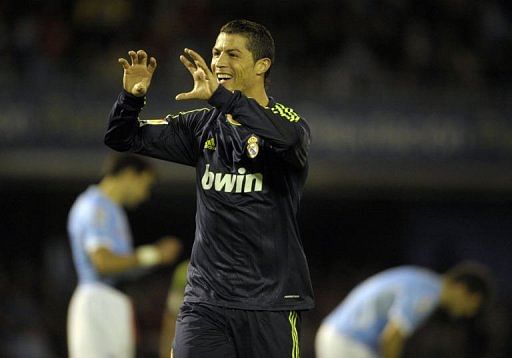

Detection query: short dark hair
xmin=445 ymin=262 xmax=494 ymax=306
xmin=103 ymin=153 xmax=154 ymax=177
xmin=220 ymin=19 xmax=275 ymax=81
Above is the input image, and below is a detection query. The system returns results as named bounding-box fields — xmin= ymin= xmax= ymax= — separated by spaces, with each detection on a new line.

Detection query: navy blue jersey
xmin=105 ymin=86 xmax=314 ymax=310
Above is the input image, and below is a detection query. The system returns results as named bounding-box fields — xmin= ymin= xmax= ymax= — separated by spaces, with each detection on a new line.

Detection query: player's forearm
xmin=381 ymin=342 xmax=403 ymax=358
xmin=105 ymin=91 xmax=145 ymax=151
xmin=92 ymin=245 xmax=164 ymax=275
xmin=106 ymin=92 xmax=200 ymax=166
xmin=93 ymin=253 xmax=140 ymax=275
xmin=380 ymin=330 xmax=405 ymax=358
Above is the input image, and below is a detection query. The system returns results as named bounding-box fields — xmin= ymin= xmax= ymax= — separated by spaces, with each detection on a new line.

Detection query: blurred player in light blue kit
xmin=67 ymin=153 xmax=182 ymax=358
xmin=315 ymin=263 xmax=492 ymax=358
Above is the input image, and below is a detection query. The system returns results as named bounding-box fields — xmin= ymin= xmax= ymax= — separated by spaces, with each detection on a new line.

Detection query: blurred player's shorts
xmin=315 ymin=324 xmax=377 ymax=358
xmin=67 ymin=282 xmax=136 ymax=358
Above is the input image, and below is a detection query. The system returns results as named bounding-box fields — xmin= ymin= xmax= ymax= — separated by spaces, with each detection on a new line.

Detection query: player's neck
xmin=98 ymin=178 xmax=124 ymax=205
xmin=243 ymin=85 xmax=269 ymax=107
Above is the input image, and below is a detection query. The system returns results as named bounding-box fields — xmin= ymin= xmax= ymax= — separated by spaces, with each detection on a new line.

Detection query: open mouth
xmin=216 ymin=73 xmax=233 ymax=84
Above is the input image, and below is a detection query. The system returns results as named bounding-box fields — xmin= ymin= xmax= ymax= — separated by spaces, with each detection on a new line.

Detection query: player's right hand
xmin=118 ymin=50 xmax=157 ymax=97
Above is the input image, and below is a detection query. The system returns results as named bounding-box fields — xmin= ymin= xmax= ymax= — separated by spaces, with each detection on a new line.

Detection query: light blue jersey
xmin=324 ymin=266 xmax=441 ymax=353
xmin=68 ymin=186 xmax=133 ymax=285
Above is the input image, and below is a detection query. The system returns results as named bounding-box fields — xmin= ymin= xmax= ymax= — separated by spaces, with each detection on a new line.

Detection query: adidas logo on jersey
xmin=204 ymin=138 xmax=216 ymax=150
xmin=201 ymin=164 xmax=263 ymax=193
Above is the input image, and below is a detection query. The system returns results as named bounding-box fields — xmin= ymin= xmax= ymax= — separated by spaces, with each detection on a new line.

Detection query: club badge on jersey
xmin=246 ymin=135 xmax=259 ymax=159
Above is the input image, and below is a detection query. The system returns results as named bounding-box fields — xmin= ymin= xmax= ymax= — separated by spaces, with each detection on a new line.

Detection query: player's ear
xmin=255 ymin=58 xmax=271 ymax=77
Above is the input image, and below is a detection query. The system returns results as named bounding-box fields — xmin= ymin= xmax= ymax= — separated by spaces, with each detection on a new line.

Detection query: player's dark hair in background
xmin=220 ymin=19 xmax=275 ymax=82
xmin=446 ymin=261 xmax=494 ymax=308
xmin=103 ymin=153 xmax=154 ymax=176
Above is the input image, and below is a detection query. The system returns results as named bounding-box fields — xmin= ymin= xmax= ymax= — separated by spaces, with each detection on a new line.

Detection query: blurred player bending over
xmin=315 ymin=262 xmax=493 ymax=358
xmin=67 ymin=153 xmax=182 ymax=358
xmin=105 ymin=19 xmax=314 ymax=357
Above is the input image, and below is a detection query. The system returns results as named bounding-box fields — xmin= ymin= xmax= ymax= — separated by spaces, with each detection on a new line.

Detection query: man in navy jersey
xmin=106 ymin=19 xmax=313 ymax=357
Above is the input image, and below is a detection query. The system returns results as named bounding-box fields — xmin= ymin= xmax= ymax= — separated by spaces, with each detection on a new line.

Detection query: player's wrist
xmin=119 ymin=90 xmax=146 ymax=110
xmin=135 ymin=245 xmax=162 ymax=267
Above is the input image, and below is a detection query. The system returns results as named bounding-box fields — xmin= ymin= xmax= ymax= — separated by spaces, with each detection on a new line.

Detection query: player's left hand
xmin=155 ymin=236 xmax=183 ymax=264
xmin=175 ymin=48 xmax=218 ymax=101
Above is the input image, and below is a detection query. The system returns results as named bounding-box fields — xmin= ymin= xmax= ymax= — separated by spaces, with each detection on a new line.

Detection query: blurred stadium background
xmin=1 ymin=0 xmax=511 ymax=357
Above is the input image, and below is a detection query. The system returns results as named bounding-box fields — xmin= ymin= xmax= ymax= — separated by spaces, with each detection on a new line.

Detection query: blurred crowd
xmin=1 ymin=0 xmax=511 ymax=99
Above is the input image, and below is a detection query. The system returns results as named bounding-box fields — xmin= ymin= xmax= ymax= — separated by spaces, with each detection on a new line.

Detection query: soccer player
xmin=315 ymin=262 xmax=493 ymax=358
xmin=159 ymin=259 xmax=189 ymax=358
xmin=67 ymin=153 xmax=182 ymax=358
xmin=105 ymin=19 xmax=314 ymax=357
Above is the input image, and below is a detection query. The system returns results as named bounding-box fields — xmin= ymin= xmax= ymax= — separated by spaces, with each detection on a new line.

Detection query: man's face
xmin=211 ymin=33 xmax=260 ymax=93
xmin=122 ymin=169 xmax=155 ymax=208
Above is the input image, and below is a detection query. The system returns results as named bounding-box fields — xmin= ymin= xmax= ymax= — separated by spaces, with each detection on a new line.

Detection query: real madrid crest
xmin=246 ymin=134 xmax=259 ymax=159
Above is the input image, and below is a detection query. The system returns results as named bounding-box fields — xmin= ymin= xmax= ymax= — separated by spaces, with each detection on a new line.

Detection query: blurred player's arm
xmin=379 ymin=320 xmax=406 ymax=358
xmin=89 ymin=237 xmax=182 ymax=275
xmin=381 ymin=289 xmax=437 ymax=358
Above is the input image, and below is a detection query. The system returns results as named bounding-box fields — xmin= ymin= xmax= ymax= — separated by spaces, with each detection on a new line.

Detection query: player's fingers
xmin=179 ymin=55 xmax=197 ymax=76
xmin=185 ymin=48 xmax=209 ymax=71
xmin=148 ymin=57 xmax=157 ymax=73
xmin=194 ymin=60 xmax=208 ymax=73
xmin=195 ymin=66 xmax=207 ymax=81
xmin=118 ymin=58 xmax=130 ymax=70
xmin=128 ymin=50 xmax=138 ymax=65
xmin=137 ymin=50 xmax=147 ymax=66
xmin=194 ymin=60 xmax=214 ymax=81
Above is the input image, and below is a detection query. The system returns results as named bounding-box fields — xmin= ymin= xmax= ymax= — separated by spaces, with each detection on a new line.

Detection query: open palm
xmin=176 ymin=48 xmax=218 ymax=101
xmin=118 ymin=50 xmax=157 ymax=97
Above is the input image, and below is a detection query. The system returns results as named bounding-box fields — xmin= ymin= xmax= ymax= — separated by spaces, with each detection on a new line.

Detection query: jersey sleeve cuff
xmin=118 ymin=90 xmax=146 ymax=111
xmin=208 ymin=85 xmax=236 ymax=113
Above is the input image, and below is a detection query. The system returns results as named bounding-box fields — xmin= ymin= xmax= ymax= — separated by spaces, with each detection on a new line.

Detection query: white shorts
xmin=315 ymin=324 xmax=377 ymax=358
xmin=67 ymin=283 xmax=136 ymax=358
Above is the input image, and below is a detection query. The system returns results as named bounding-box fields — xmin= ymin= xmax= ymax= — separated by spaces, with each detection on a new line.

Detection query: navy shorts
xmin=172 ymin=302 xmax=302 ymax=358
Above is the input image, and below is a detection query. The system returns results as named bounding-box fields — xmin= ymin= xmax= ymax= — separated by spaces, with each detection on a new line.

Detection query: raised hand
xmin=118 ymin=50 xmax=157 ymax=97
xmin=175 ymin=48 xmax=218 ymax=101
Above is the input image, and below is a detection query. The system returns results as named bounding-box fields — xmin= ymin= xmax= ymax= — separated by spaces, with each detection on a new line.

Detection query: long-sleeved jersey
xmin=105 ymin=85 xmax=314 ymax=311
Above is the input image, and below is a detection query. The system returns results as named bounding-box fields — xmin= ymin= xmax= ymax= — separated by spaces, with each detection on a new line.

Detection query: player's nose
xmin=215 ymin=52 xmax=229 ymax=67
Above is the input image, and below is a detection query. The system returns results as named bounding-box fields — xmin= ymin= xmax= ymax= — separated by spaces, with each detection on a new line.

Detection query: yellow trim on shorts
xmin=288 ymin=311 xmax=300 ymax=358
